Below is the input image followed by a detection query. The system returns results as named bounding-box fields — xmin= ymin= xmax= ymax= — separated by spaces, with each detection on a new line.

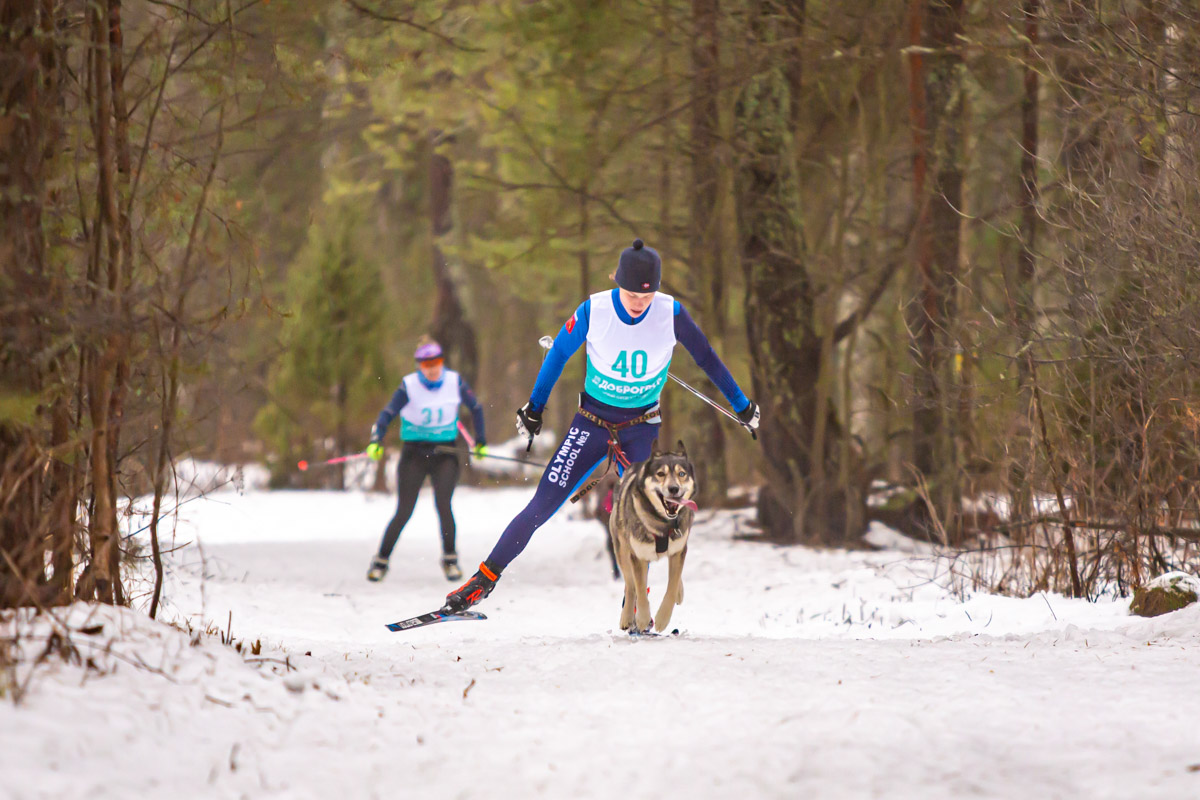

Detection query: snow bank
xmin=1142 ymin=570 xmax=1200 ymax=595
xmin=0 ymin=603 xmax=361 ymax=799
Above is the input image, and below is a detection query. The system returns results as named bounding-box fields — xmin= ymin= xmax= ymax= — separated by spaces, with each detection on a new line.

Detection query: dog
xmin=608 ymin=439 xmax=697 ymax=633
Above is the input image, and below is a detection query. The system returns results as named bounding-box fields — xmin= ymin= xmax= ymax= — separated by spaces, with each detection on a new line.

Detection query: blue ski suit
xmin=485 ymin=288 xmax=750 ymax=569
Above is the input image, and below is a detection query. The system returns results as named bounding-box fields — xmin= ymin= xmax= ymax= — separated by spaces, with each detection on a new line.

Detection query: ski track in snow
xmin=4 ymin=483 xmax=1200 ymax=799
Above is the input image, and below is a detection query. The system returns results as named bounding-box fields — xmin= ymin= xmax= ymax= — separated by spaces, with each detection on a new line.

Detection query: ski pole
xmin=297 ymin=452 xmax=372 ymax=471
xmin=668 ymin=372 xmax=756 ymax=439
xmin=457 ymin=420 xmax=476 ymax=450
xmin=535 ymin=336 xmax=755 ymax=438
xmin=524 ymin=335 xmax=555 ymax=452
xmin=433 ymin=445 xmax=547 ymax=469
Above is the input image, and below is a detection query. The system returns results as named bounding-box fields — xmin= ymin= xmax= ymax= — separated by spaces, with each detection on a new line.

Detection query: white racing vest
xmin=399 ymin=370 xmax=461 ymax=442
xmin=585 ymin=290 xmax=675 ymax=408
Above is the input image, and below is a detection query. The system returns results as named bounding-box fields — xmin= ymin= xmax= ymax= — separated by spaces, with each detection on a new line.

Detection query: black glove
xmin=516 ymin=402 xmax=543 ymax=440
xmin=444 ymin=561 xmax=501 ymax=612
xmin=737 ymin=400 xmax=760 ymax=438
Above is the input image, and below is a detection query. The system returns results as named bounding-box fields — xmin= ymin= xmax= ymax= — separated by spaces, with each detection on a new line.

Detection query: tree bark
xmin=736 ymin=0 xmax=864 ymax=544
xmin=907 ymin=0 xmax=965 ymax=540
xmin=105 ymin=0 xmax=135 ymax=500
xmin=82 ymin=0 xmax=126 ymax=604
xmin=428 ymin=138 xmax=479 ymax=386
xmin=688 ymin=0 xmax=730 ymax=502
xmin=1010 ymin=0 xmax=1041 ymax=538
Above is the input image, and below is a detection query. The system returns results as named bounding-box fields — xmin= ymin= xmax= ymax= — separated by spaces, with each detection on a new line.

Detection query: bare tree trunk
xmin=428 ymin=138 xmax=479 ymax=385
xmin=907 ymin=0 xmax=934 ymax=478
xmin=83 ymin=0 xmax=126 ymax=604
xmin=689 ymin=0 xmax=729 ymax=502
xmin=1010 ymin=0 xmax=1041 ymax=541
xmin=907 ymin=0 xmax=965 ymax=540
xmin=736 ymin=0 xmax=864 ymax=544
xmin=335 ymin=375 xmax=348 ymax=491
xmin=106 ymin=0 xmax=136 ymax=499
xmin=657 ymin=0 xmax=676 ymax=448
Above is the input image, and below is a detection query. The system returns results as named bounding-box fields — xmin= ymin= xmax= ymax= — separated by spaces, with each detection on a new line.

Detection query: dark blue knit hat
xmin=615 ymin=239 xmax=661 ymax=293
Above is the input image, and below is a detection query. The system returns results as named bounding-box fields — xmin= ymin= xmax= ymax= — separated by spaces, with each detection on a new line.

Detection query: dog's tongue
xmin=677 ymin=499 xmax=698 ymax=512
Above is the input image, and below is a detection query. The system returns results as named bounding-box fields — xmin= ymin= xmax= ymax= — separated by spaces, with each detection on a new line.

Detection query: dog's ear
xmin=676 ymin=440 xmax=688 ymax=458
xmin=650 ymin=437 xmax=661 ymax=457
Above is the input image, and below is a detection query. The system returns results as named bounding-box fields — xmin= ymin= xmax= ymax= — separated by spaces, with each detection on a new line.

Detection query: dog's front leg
xmin=631 ymin=557 xmax=652 ymax=632
xmin=654 ymin=547 xmax=686 ymax=632
xmin=617 ymin=548 xmax=639 ymax=631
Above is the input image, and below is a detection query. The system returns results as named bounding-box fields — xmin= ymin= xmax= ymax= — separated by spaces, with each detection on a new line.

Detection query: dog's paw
xmin=620 ymin=608 xmax=637 ymax=631
xmin=654 ymin=605 xmax=673 ymax=632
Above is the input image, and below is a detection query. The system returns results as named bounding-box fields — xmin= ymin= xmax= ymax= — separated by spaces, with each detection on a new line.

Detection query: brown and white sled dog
xmin=609 ymin=439 xmax=697 ymax=633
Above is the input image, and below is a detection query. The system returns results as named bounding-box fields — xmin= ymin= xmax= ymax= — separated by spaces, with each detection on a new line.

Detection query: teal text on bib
xmin=585 ymin=360 xmax=670 ymax=407
xmin=401 ymin=415 xmax=458 ymax=442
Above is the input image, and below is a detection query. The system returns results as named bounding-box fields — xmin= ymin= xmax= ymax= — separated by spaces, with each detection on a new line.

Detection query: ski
xmin=385 ymin=609 xmax=487 ymax=632
xmin=626 ymin=628 xmax=681 ymax=639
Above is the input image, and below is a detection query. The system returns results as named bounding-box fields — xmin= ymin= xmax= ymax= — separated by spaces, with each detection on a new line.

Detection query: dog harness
xmin=568 ymin=401 xmax=660 ymax=504
xmin=657 ymin=519 xmax=675 ymax=554
xmin=656 ymin=500 xmax=699 ymax=552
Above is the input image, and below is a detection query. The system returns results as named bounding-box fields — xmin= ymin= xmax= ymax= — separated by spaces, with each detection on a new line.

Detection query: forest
xmin=4 ymin=0 xmax=1200 ymax=611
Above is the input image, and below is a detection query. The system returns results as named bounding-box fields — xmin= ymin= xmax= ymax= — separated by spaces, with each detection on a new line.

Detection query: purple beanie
xmin=414 ymin=341 xmax=443 ymax=361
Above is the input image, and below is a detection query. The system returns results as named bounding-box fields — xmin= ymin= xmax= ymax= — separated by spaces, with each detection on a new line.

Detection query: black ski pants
xmin=377 ymin=442 xmax=460 ymax=559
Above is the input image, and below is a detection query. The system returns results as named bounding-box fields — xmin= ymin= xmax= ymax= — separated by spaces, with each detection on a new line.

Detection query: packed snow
xmin=3 ymin=473 xmax=1200 ymax=799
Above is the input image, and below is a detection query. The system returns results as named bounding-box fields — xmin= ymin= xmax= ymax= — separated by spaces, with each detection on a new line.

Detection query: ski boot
xmin=441 ymin=553 xmax=463 ymax=582
xmin=444 ymin=561 xmax=500 ymax=612
xmin=366 ymin=555 xmax=389 ymax=582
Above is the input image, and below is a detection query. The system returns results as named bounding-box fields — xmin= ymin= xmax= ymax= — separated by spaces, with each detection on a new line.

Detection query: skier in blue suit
xmin=443 ymin=239 xmax=760 ymax=611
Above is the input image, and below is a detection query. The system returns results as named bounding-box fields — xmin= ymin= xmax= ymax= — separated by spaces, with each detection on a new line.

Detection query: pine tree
xmin=256 ymin=205 xmax=387 ymax=488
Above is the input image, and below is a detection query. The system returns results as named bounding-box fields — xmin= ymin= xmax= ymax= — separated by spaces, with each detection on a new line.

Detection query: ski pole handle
xmin=528 ymin=335 xmax=554 ymax=452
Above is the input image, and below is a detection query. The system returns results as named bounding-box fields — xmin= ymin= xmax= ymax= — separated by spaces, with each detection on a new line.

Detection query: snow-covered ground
xmin=4 ymin=478 xmax=1200 ymax=799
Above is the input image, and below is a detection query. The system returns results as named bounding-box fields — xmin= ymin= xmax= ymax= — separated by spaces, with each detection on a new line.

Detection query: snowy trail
xmin=5 ymin=481 xmax=1200 ymax=799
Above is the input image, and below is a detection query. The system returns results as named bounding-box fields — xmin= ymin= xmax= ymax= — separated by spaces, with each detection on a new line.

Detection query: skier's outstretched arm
xmin=673 ymin=302 xmax=750 ymax=413
xmin=458 ymin=378 xmax=487 ymax=445
xmin=527 ymin=300 xmax=590 ymax=412
xmin=372 ymin=384 xmax=410 ymax=441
